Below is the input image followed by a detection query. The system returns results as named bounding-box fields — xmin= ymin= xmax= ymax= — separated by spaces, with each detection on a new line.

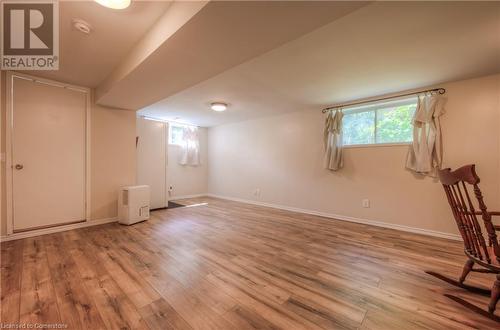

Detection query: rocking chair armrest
xmin=473 ymin=211 xmax=500 ymax=216
xmin=473 ymin=211 xmax=500 ymax=231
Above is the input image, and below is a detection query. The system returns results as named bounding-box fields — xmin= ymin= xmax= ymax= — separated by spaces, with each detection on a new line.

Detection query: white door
xmin=11 ymin=77 xmax=87 ymax=231
xmin=136 ymin=117 xmax=168 ymax=209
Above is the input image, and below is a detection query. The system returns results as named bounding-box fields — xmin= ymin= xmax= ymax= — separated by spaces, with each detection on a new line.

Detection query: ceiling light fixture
xmin=210 ymin=102 xmax=227 ymax=112
xmin=94 ymin=0 xmax=131 ymax=10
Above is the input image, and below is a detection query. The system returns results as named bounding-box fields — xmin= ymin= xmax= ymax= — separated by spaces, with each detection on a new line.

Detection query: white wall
xmin=168 ymin=127 xmax=208 ymax=199
xmin=0 ymin=71 xmax=137 ymax=235
xmin=208 ymin=74 xmax=500 ymax=236
xmin=91 ymin=103 xmax=137 ymax=220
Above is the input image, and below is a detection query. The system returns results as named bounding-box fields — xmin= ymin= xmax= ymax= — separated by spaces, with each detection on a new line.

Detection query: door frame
xmin=136 ymin=116 xmax=170 ymax=209
xmin=5 ymin=71 xmax=91 ymax=235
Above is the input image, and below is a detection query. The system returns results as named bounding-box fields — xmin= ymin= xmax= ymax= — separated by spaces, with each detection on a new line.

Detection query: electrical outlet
xmin=362 ymin=199 xmax=370 ymax=208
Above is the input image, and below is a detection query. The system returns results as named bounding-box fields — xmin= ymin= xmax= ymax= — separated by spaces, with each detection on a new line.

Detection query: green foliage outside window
xmin=376 ymin=104 xmax=416 ymax=143
xmin=343 ymin=111 xmax=375 ymax=145
xmin=342 ymin=103 xmax=416 ymax=145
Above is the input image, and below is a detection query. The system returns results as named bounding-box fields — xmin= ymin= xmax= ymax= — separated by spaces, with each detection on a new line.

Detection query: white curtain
xmin=406 ymin=93 xmax=445 ymax=176
xmin=179 ymin=126 xmax=200 ymax=166
xmin=324 ymin=109 xmax=343 ymax=171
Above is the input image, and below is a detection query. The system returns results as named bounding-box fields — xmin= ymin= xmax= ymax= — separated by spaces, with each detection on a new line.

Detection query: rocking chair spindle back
xmin=438 ymin=164 xmax=500 ymax=316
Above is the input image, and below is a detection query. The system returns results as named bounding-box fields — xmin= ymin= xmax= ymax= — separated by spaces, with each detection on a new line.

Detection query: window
xmin=169 ymin=124 xmax=185 ymax=145
xmin=342 ymin=97 xmax=417 ymax=146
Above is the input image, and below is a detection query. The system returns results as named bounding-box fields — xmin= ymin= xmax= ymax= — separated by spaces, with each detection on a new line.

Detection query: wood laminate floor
xmin=1 ymin=197 xmax=498 ymax=329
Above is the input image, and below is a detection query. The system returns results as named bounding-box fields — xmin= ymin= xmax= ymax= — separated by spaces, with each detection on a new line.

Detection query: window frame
xmin=341 ymin=97 xmax=417 ymax=148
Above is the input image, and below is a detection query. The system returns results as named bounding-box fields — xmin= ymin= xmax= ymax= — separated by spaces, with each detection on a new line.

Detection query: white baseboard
xmin=0 ymin=217 xmax=118 ymax=242
xmin=207 ymin=193 xmax=462 ymax=241
xmin=1 ymin=195 xmax=460 ymax=242
xmin=169 ymin=193 xmax=208 ymax=201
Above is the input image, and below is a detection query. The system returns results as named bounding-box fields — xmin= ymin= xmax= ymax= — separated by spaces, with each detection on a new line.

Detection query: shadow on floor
xmin=167 ymin=201 xmax=185 ymax=209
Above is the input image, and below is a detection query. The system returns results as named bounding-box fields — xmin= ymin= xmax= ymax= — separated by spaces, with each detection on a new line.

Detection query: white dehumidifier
xmin=118 ymin=185 xmax=150 ymax=225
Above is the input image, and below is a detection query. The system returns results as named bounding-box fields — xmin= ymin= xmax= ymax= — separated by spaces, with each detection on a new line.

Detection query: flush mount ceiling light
xmin=94 ymin=0 xmax=131 ymax=10
xmin=210 ymin=102 xmax=227 ymax=112
xmin=72 ymin=19 xmax=92 ymax=34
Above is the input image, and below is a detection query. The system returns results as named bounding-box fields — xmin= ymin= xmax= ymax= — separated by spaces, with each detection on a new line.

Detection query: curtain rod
xmin=321 ymin=88 xmax=446 ymax=113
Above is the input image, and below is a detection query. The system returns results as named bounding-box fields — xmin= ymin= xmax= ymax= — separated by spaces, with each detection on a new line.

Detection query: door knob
xmin=14 ymin=164 xmax=23 ymax=170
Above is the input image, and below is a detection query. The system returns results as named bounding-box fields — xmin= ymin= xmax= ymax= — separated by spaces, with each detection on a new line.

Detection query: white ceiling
xmin=25 ymin=1 xmax=172 ymax=87
xmin=96 ymin=0 xmax=367 ymax=109
xmin=140 ymin=1 xmax=500 ymax=127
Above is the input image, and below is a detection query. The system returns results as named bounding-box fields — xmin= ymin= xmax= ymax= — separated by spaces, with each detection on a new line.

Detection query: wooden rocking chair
xmin=433 ymin=164 xmax=500 ymax=318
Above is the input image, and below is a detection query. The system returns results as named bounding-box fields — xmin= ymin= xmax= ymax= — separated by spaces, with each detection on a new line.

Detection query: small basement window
xmin=342 ymin=97 xmax=417 ymax=146
xmin=169 ymin=124 xmax=185 ymax=145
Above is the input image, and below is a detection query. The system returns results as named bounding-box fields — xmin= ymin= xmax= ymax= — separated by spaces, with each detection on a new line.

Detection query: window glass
xmin=342 ymin=98 xmax=417 ymax=146
xmin=343 ymin=111 xmax=375 ymax=145
xmin=376 ymin=104 xmax=416 ymax=144
xmin=169 ymin=125 xmax=184 ymax=145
